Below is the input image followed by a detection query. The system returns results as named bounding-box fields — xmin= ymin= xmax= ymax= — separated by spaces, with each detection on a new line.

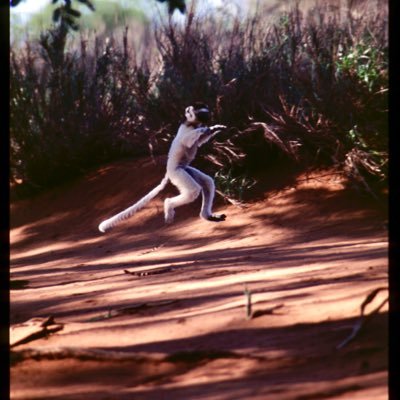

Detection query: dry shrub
xmin=10 ymin=0 xmax=387 ymax=199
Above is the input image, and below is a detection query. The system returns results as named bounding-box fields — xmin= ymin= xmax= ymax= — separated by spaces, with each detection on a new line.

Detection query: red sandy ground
xmin=10 ymin=157 xmax=388 ymax=400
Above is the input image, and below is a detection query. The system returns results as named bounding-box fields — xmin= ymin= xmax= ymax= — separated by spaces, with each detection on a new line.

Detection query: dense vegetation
xmin=10 ymin=0 xmax=388 ymax=200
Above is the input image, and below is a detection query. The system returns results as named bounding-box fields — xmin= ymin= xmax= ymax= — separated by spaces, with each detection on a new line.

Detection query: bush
xmin=10 ymin=0 xmax=388 ymax=199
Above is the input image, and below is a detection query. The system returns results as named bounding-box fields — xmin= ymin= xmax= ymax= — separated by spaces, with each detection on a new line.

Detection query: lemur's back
xmin=167 ymin=124 xmax=198 ymax=172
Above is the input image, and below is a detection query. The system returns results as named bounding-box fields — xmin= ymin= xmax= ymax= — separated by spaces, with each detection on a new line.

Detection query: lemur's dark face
xmin=185 ymin=102 xmax=211 ymax=124
xmin=196 ymin=108 xmax=211 ymax=124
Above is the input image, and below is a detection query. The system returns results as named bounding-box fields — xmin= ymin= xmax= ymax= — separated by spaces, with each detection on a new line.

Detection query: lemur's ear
xmin=185 ymin=106 xmax=197 ymax=123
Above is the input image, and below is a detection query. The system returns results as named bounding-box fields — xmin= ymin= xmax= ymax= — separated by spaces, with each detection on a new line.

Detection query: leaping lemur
xmin=98 ymin=103 xmax=227 ymax=233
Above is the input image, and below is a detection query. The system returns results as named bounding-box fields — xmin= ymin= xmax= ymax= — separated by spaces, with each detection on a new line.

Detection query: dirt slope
xmin=10 ymin=157 xmax=388 ymax=400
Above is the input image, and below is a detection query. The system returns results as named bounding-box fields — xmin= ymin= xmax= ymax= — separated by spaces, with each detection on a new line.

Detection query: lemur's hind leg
xmin=185 ymin=166 xmax=226 ymax=222
xmin=164 ymin=167 xmax=201 ymax=223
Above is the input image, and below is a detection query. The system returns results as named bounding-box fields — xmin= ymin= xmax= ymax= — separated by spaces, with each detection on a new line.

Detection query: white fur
xmin=98 ymin=106 xmax=226 ymax=233
xmin=98 ymin=175 xmax=169 ymax=232
xmin=163 ymin=123 xmax=223 ymax=223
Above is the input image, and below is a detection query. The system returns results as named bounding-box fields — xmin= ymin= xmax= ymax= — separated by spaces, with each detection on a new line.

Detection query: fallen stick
xmin=10 ymin=317 xmax=64 ymax=348
xmin=85 ymin=300 xmax=179 ymax=322
xmin=336 ymin=287 xmax=388 ymax=350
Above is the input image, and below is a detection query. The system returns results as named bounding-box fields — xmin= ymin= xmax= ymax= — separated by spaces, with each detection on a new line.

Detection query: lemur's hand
xmin=197 ymin=125 xmax=226 ymax=146
xmin=209 ymin=124 xmax=227 ymax=132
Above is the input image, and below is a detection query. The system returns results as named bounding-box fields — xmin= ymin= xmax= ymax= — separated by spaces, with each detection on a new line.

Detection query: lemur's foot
xmin=164 ymin=199 xmax=175 ymax=224
xmin=164 ymin=211 xmax=175 ymax=224
xmin=207 ymin=214 xmax=226 ymax=222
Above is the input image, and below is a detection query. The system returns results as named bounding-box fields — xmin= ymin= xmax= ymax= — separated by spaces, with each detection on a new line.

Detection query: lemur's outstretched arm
xmin=197 ymin=124 xmax=227 ymax=146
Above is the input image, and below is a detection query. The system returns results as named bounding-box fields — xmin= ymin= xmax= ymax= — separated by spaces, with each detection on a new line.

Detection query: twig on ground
xmin=85 ymin=299 xmax=179 ymax=322
xmin=124 ymin=266 xmax=174 ymax=276
xmin=10 ymin=317 xmax=64 ymax=348
xmin=336 ymin=286 xmax=388 ymax=350
xmin=244 ymin=285 xmax=252 ymax=320
xmin=139 ymin=241 xmax=169 ymax=255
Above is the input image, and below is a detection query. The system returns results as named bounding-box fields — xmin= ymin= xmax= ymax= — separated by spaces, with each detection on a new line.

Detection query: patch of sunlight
xmin=11 ymin=236 xmax=104 ymax=262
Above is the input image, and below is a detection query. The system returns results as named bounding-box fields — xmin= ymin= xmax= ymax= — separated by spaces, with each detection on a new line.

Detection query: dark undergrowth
xmin=10 ymin=0 xmax=388 ymax=201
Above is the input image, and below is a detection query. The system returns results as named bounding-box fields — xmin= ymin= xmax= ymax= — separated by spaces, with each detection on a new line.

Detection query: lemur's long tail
xmin=98 ymin=175 xmax=169 ymax=233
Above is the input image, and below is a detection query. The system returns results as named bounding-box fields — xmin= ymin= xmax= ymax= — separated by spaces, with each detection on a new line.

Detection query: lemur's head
xmin=185 ymin=102 xmax=210 ymax=124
